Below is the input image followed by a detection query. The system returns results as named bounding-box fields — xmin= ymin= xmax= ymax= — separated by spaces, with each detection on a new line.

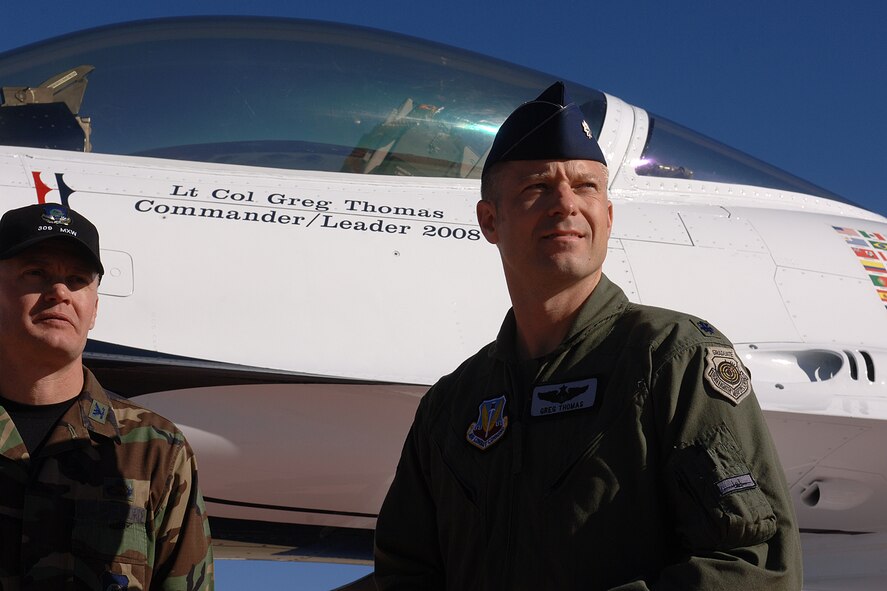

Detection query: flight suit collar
xmin=557 ymin=274 xmax=629 ymax=353
xmin=491 ymin=273 xmax=629 ymax=363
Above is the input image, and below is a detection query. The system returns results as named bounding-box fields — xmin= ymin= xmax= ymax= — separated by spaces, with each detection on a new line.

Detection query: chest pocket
xmin=538 ymin=376 xmax=642 ymax=496
xmin=73 ymin=499 xmax=148 ymax=565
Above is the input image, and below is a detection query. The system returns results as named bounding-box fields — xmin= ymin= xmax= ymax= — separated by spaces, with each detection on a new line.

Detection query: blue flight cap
xmin=483 ymin=82 xmax=606 ymax=175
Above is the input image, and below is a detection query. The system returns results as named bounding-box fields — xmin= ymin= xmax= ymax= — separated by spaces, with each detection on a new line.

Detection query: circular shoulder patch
xmin=703 ymin=347 xmax=751 ymax=405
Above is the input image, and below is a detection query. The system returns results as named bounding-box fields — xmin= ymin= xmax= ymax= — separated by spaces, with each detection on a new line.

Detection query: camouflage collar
xmin=73 ymin=368 xmax=122 ymax=443
xmin=0 ymin=368 xmax=121 ymax=461
xmin=0 ymin=405 xmax=24 ymax=459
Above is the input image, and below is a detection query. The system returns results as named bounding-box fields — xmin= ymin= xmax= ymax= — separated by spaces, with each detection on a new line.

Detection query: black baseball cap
xmin=0 ymin=203 xmax=104 ymax=275
xmin=483 ymin=81 xmax=607 ymax=175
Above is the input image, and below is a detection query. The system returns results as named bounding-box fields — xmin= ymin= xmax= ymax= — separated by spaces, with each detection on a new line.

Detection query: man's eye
xmin=68 ymin=275 xmax=91 ymax=288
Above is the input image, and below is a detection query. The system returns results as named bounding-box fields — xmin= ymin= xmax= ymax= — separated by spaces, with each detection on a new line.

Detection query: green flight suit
xmin=0 ymin=368 xmax=214 ymax=590
xmin=375 ymin=274 xmax=802 ymax=590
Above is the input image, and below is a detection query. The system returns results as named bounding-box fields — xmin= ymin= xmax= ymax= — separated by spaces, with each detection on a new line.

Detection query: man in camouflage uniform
xmin=0 ymin=203 xmax=213 ymax=590
xmin=374 ymin=83 xmax=803 ymax=589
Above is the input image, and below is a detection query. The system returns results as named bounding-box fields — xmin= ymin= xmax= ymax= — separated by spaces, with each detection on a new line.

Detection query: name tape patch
xmin=531 ymin=378 xmax=597 ymax=417
xmin=716 ymin=473 xmax=757 ymax=496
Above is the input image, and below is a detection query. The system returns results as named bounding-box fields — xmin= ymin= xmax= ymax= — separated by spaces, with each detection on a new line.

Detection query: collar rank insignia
xmin=466 ymin=395 xmax=508 ymax=450
xmin=89 ymin=399 xmax=109 ymax=424
xmin=703 ymin=347 xmax=751 ymax=405
xmin=531 ymin=378 xmax=598 ymax=417
xmin=696 ymin=320 xmax=715 ymax=335
xmin=41 ymin=205 xmax=72 ymax=226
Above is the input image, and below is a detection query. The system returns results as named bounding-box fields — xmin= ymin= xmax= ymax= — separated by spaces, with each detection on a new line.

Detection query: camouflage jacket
xmin=0 ymin=368 xmax=214 ymax=590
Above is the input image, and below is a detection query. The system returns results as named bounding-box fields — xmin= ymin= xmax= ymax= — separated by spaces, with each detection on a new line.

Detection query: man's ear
xmin=89 ymin=292 xmax=98 ymax=331
xmin=476 ymin=200 xmax=499 ymax=245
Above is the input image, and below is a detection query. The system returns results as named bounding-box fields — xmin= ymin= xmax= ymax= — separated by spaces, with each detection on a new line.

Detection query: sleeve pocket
xmin=665 ymin=423 xmax=777 ymax=551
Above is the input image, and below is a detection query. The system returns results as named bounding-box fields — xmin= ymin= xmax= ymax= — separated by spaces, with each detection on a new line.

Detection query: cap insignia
xmin=41 ymin=205 xmax=71 ymax=226
xmin=581 ymin=119 xmax=593 ymax=140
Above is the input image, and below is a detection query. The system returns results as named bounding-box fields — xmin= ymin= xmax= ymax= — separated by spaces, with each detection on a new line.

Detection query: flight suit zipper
xmin=499 ymin=357 xmax=545 ymax=589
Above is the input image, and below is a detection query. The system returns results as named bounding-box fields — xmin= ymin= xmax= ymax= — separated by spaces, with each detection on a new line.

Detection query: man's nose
xmin=548 ymin=183 xmax=577 ymax=217
xmin=44 ymin=279 xmax=72 ymax=302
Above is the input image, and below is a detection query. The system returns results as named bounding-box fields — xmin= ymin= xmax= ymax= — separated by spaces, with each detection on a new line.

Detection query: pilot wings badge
xmin=531 ymin=378 xmax=598 ymax=417
xmin=466 ymin=395 xmax=509 ymax=450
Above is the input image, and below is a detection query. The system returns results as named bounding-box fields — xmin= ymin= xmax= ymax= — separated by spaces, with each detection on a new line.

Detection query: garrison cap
xmin=0 ymin=203 xmax=104 ymax=275
xmin=483 ymin=81 xmax=606 ymax=175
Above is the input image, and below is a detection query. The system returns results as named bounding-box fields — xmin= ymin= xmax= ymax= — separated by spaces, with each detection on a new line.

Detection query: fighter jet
xmin=1 ymin=17 xmax=885 ymax=589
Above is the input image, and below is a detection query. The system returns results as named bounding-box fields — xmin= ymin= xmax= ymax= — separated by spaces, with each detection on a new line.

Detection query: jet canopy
xmin=0 ymin=16 xmax=841 ymax=199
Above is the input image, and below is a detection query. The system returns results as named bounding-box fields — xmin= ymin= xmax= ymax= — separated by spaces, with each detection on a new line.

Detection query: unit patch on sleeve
xmin=531 ymin=378 xmax=598 ymax=417
xmin=703 ymin=347 xmax=751 ymax=405
xmin=466 ymin=395 xmax=509 ymax=450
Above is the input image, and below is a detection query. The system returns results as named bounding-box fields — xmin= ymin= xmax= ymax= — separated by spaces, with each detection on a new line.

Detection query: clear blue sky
xmin=2 ymin=2 xmax=884 ymax=587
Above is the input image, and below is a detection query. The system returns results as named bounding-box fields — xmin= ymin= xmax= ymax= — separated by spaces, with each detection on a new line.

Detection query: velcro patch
xmin=104 ymin=478 xmax=135 ymax=501
xmin=703 ymin=347 xmax=751 ymax=405
xmin=126 ymin=506 xmax=147 ymax=525
xmin=716 ymin=473 xmax=757 ymax=496
xmin=76 ymin=500 xmax=146 ymax=524
xmin=531 ymin=378 xmax=597 ymax=417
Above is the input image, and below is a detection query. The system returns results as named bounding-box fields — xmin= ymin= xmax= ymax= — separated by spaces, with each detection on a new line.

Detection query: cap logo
xmin=581 ymin=120 xmax=593 ymax=140
xmin=41 ymin=205 xmax=71 ymax=226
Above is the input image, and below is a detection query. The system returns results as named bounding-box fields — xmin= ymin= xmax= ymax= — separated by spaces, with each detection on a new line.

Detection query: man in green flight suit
xmin=374 ymin=82 xmax=802 ymax=590
xmin=0 ymin=203 xmax=213 ymax=590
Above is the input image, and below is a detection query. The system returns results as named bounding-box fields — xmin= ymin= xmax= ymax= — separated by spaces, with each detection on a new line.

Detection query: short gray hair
xmin=480 ymin=162 xmax=504 ymax=204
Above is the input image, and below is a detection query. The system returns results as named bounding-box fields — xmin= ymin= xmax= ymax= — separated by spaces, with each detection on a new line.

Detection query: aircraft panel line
xmin=205 ymin=496 xmax=378 ymax=519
